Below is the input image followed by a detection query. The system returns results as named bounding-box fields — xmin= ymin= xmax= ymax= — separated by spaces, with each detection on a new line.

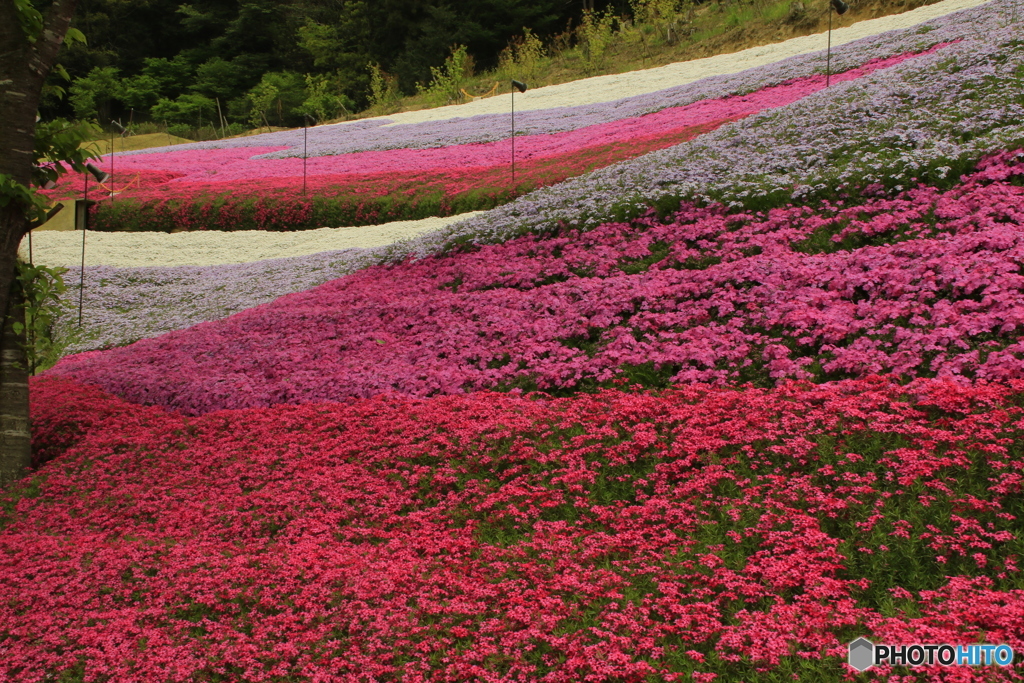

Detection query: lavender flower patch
xmin=53 ymin=249 xmax=381 ymax=354
xmin=121 ymin=3 xmax=989 ymax=161
xmin=422 ymin=4 xmax=1024 ymax=253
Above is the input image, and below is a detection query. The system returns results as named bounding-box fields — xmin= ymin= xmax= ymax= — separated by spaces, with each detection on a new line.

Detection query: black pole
xmin=303 ymin=120 xmax=308 ymax=196
xmin=79 ymin=170 xmax=87 ymax=327
xmin=509 ymin=80 xmax=527 ymax=194
xmin=825 ymin=0 xmax=847 ymax=87
xmin=511 ymin=89 xmax=515 ymax=190
xmin=110 ymin=126 xmax=115 ymax=203
xmin=826 ymin=6 xmax=833 ymax=88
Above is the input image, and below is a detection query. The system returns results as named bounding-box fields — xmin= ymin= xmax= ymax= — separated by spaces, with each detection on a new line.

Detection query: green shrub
xmin=498 ymin=28 xmax=546 ymax=85
xmin=247 ymin=79 xmax=279 ymax=131
xmin=14 ymin=261 xmax=75 ymax=374
xmin=578 ymin=9 xmax=617 ymax=73
xmin=417 ymin=45 xmax=474 ymax=107
xmin=69 ymin=67 xmax=122 ymax=120
xmin=367 ymin=63 xmax=402 ymax=115
xmin=301 ymin=73 xmax=352 ymax=123
xmin=152 ymin=93 xmax=217 ymax=128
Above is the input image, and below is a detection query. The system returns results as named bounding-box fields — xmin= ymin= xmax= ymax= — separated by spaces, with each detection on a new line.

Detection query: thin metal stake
xmin=826 ymin=7 xmax=833 ymax=88
xmin=79 ymin=172 xmax=87 ymax=327
xmin=511 ymin=89 xmax=516 ymax=191
xmin=110 ymin=127 xmax=115 ymax=202
xmin=216 ymin=98 xmax=226 ymax=139
xmin=303 ymin=120 xmax=308 ymax=196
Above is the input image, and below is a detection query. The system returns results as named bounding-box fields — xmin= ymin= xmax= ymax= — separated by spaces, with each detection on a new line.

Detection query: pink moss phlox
xmin=4 ymin=375 xmax=1023 ymax=679
xmin=45 ymin=152 xmax=1024 ymax=415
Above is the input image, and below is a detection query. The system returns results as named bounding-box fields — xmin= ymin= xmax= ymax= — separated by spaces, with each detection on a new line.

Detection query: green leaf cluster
xmin=0 ymin=119 xmax=100 ymax=225
xmin=12 ymin=262 xmax=69 ymax=375
xmin=0 ymin=176 xmax=45 ymax=223
xmin=366 ymin=63 xmax=401 ymax=115
xmin=417 ymin=45 xmax=473 ymax=107
xmin=497 ymin=28 xmax=546 ymax=84
xmin=4 ymin=2 xmax=100 ymax=224
xmin=299 ymin=73 xmax=353 ymax=123
xmin=13 ymin=0 xmax=44 ymax=43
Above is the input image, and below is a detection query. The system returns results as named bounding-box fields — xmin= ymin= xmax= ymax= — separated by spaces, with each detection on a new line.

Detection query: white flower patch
xmin=21 ymin=213 xmax=483 ymax=268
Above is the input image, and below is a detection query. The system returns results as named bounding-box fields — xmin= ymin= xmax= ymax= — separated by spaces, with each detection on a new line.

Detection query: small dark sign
xmin=74 ymin=199 xmax=96 ymax=231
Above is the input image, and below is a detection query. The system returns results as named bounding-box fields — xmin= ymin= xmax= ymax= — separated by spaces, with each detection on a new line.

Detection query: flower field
xmin=48 ymin=0 xmax=1024 ymax=356
xmin=4 ymin=376 xmax=1024 ymax=681
xmin=46 ymin=151 xmax=1024 ymax=414
xmin=7 ymin=0 xmax=1024 ymax=680
xmin=48 ymin=43 xmax=951 ymax=233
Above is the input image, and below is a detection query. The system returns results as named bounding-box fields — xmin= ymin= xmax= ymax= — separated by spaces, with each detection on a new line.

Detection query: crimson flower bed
xmin=2 ymin=376 xmax=1023 ymax=681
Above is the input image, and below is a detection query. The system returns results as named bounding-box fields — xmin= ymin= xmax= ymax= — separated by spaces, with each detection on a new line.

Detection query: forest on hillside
xmin=45 ymin=0 xmax=634 ymax=133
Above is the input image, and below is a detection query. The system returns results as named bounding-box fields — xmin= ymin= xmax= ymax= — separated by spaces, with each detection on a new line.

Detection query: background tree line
xmin=41 ymin=0 xmax=640 ymax=134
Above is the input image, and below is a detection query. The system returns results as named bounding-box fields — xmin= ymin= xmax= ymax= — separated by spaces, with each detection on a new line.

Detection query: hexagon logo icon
xmin=849 ymin=637 xmax=875 ymax=671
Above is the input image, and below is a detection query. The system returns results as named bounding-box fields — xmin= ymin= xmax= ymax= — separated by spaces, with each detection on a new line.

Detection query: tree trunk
xmin=1 ymin=0 xmax=81 ymax=323
xmin=0 ymin=0 xmax=81 ymax=487
xmin=0 ymin=279 xmax=29 ymax=488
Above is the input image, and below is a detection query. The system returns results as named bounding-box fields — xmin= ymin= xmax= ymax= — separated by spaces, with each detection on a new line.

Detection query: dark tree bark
xmin=0 ymin=0 xmax=80 ymax=486
xmin=0 ymin=282 xmax=28 ymax=488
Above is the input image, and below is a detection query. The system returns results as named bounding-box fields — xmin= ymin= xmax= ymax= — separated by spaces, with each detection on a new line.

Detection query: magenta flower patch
xmin=46 ymin=151 xmax=1024 ymax=415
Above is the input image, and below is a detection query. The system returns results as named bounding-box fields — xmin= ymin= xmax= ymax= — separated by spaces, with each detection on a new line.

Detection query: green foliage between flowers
xmin=86 ymin=186 xmax=523 ymax=233
xmin=13 ymin=261 xmax=72 ymax=375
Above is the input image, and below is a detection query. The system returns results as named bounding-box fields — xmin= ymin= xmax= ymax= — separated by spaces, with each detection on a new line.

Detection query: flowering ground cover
xmin=45 ymin=150 xmax=1024 ymax=415
xmin=448 ymin=28 xmax=1024 ymax=254
xmin=44 ymin=0 xmax=1024 ymax=357
xmin=53 ymin=250 xmax=368 ymax=357
xmin=3 ymin=375 xmax=1024 ymax=681
xmin=76 ymin=115 xmax=731 ymax=232
xmin=10 ymin=3 xmax=1024 ymax=680
xmin=43 ymin=48 xmax=946 ymax=233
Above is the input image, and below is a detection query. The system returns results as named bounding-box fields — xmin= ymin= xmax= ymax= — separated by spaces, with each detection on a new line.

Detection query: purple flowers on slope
xmin=433 ymin=10 xmax=1024 ymax=252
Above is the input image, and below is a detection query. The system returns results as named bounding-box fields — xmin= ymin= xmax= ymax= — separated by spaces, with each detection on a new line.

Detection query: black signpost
xmin=511 ymin=80 xmax=528 ymax=191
